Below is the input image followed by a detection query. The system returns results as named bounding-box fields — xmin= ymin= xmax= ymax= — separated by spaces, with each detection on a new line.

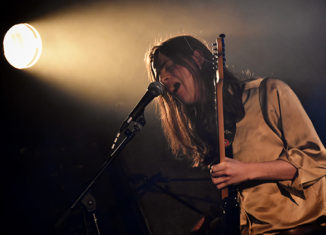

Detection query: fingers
xmin=209 ymin=157 xmax=236 ymax=173
xmin=209 ymin=158 xmax=234 ymax=189
xmin=210 ymin=161 xmax=228 ymax=176
xmin=211 ymin=175 xmax=230 ymax=189
xmin=210 ymin=169 xmax=227 ymax=178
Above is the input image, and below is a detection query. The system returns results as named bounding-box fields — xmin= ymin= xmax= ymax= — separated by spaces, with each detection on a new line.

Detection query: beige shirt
xmin=233 ymin=78 xmax=326 ymax=234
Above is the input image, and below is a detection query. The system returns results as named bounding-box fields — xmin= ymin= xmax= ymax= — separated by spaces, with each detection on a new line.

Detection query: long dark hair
xmin=147 ymin=35 xmax=244 ymax=166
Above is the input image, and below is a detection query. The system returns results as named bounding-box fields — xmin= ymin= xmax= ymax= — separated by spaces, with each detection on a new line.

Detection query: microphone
xmin=120 ymin=82 xmax=165 ymax=131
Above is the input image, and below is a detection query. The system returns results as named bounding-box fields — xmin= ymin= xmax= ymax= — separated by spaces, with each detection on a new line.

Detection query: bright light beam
xmin=3 ymin=23 xmax=42 ymax=69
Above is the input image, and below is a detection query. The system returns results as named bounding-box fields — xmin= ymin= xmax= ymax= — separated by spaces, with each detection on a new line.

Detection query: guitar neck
xmin=214 ymin=35 xmax=228 ymax=199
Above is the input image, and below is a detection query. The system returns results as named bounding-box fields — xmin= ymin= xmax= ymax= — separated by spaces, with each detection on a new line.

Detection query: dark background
xmin=0 ymin=0 xmax=325 ymax=234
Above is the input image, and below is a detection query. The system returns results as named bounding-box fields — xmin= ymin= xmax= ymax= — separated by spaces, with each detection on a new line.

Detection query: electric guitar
xmin=212 ymin=34 xmax=240 ymax=235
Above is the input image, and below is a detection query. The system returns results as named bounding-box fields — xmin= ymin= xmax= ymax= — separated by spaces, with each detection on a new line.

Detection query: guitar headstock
xmin=212 ymin=40 xmax=218 ymax=77
xmin=212 ymin=34 xmax=226 ymax=82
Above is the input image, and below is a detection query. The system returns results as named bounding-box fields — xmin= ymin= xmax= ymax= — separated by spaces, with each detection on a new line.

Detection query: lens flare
xmin=3 ymin=23 xmax=42 ymax=69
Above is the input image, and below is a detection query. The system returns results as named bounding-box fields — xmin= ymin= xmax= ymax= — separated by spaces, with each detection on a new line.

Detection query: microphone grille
xmin=148 ymin=82 xmax=165 ymax=97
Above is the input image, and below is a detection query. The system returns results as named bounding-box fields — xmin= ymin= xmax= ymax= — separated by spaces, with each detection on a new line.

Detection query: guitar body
xmin=220 ymin=187 xmax=240 ymax=234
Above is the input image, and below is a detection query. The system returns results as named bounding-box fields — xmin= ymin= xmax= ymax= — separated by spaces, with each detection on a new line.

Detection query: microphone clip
xmin=111 ymin=113 xmax=146 ymax=151
xmin=123 ymin=113 xmax=146 ymax=136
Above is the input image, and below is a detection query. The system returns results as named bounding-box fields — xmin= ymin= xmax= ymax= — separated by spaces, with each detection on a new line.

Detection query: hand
xmin=209 ymin=157 xmax=250 ymax=189
xmin=209 ymin=158 xmax=297 ymax=190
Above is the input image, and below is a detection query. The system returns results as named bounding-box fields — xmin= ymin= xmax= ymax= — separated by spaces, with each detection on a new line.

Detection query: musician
xmin=146 ymin=35 xmax=326 ymax=234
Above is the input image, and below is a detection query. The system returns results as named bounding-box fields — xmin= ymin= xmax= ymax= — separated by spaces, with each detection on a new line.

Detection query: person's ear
xmin=192 ymin=50 xmax=204 ymax=69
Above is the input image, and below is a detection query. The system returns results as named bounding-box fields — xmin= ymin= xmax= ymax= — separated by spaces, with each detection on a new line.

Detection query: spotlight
xmin=3 ymin=23 xmax=42 ymax=69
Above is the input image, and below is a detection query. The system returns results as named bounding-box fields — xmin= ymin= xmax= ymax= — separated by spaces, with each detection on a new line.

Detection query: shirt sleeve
xmin=260 ymin=78 xmax=326 ymax=195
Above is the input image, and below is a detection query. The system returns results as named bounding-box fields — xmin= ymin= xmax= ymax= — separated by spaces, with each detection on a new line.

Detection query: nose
xmin=159 ymin=75 xmax=174 ymax=92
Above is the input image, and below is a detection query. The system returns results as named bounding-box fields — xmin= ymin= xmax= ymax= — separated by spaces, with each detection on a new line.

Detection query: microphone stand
xmin=81 ymin=192 xmax=101 ymax=234
xmin=55 ymin=114 xmax=147 ymax=233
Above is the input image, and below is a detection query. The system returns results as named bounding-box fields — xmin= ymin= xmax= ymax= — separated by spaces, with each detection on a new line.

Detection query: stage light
xmin=3 ymin=23 xmax=42 ymax=69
